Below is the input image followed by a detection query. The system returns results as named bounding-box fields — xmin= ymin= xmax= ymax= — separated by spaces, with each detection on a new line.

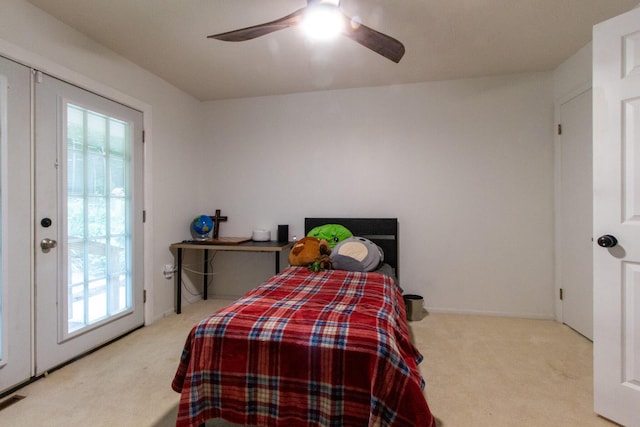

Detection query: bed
xmin=171 ymin=218 xmax=435 ymax=427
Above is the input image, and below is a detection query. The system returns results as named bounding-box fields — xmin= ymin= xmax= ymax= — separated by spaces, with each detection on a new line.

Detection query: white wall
xmin=0 ymin=0 xmax=558 ymax=320
xmin=201 ymin=73 xmax=556 ymax=318
xmin=0 ymin=0 xmax=204 ymax=320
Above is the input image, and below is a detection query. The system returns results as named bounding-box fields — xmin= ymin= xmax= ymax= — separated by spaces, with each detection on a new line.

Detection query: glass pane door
xmin=0 ymin=56 xmax=33 ymax=393
xmin=0 ymin=72 xmax=5 ymax=365
xmin=35 ymin=73 xmax=143 ymax=374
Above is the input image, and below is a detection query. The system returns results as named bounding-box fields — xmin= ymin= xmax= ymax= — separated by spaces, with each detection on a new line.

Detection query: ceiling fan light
xmin=349 ymin=15 xmax=362 ymax=30
xmin=302 ymin=5 xmax=344 ymax=40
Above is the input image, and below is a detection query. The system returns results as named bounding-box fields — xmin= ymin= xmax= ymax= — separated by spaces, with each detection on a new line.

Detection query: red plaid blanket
xmin=172 ymin=267 xmax=435 ymax=427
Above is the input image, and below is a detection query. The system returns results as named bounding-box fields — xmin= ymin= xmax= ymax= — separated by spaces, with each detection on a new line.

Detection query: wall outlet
xmin=163 ymin=264 xmax=175 ymax=279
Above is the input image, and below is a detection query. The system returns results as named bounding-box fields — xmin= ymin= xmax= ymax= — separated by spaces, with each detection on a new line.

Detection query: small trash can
xmin=403 ymin=294 xmax=424 ymax=321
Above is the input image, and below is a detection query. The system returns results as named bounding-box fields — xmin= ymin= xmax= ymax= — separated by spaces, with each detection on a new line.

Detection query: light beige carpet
xmin=0 ymin=299 xmax=615 ymax=426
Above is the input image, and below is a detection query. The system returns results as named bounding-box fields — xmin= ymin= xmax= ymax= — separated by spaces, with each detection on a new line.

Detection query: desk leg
xmin=203 ymin=249 xmax=208 ymax=300
xmin=176 ymin=248 xmax=183 ymax=314
xmin=275 ymin=252 xmax=280 ymax=275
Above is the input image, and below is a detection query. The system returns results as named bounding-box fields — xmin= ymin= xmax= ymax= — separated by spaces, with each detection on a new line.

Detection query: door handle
xmin=40 ymin=238 xmax=57 ymax=253
xmin=597 ymin=235 xmax=618 ymax=248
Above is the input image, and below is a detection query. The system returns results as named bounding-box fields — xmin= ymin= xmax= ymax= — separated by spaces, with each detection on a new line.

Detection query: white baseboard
xmin=425 ymin=306 xmax=556 ymax=321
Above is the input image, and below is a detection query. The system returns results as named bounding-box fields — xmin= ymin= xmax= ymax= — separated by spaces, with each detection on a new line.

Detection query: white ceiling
xmin=26 ymin=0 xmax=638 ymax=101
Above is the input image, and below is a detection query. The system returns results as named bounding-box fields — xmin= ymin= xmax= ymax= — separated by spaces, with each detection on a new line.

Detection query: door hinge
xmin=559 ymin=288 xmax=564 ymax=300
xmin=557 ymin=124 xmax=562 ymax=135
xmin=142 ymin=210 xmax=146 ymax=223
xmin=143 ymin=289 xmax=147 ymax=303
xmin=142 ymin=130 xmax=145 ymax=143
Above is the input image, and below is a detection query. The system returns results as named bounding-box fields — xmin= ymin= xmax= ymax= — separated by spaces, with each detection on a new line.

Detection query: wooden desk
xmin=170 ymin=240 xmax=293 ymax=314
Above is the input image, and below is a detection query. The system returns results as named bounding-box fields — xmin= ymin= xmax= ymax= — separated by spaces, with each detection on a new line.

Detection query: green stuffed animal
xmin=306 ymin=224 xmax=353 ymax=249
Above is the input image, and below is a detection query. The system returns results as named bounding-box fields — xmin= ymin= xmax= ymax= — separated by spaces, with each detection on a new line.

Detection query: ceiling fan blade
xmin=208 ymin=8 xmax=306 ymax=42
xmin=340 ymin=13 xmax=405 ymax=63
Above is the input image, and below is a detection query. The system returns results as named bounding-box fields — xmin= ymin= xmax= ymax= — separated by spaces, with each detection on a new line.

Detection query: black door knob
xmin=597 ymin=235 xmax=618 ymax=248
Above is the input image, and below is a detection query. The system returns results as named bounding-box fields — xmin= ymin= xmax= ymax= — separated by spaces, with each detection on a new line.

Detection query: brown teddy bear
xmin=288 ymin=236 xmax=332 ymax=271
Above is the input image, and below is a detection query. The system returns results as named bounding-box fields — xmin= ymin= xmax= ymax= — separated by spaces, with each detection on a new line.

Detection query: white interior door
xmin=593 ymin=6 xmax=640 ymax=426
xmin=557 ymin=88 xmax=593 ymax=340
xmin=34 ymin=73 xmax=144 ymax=373
xmin=0 ymin=56 xmax=33 ymax=392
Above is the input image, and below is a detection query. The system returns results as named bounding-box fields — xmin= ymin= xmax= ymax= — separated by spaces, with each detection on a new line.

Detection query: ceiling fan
xmin=207 ymin=0 xmax=405 ymax=63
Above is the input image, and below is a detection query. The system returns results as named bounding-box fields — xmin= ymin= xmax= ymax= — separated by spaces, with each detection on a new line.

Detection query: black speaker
xmin=277 ymin=225 xmax=288 ymax=242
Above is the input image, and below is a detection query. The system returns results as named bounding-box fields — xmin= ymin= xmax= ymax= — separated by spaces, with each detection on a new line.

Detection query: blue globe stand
xmin=191 ymin=214 xmax=214 ymax=240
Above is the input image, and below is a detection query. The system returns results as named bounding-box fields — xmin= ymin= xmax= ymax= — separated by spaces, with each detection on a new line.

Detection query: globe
xmin=191 ymin=214 xmax=213 ymax=240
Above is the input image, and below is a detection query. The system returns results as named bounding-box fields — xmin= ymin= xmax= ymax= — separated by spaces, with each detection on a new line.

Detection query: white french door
xmin=0 ymin=56 xmax=33 ymax=392
xmin=34 ymin=73 xmax=144 ymax=373
xmin=593 ymin=6 xmax=640 ymax=426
